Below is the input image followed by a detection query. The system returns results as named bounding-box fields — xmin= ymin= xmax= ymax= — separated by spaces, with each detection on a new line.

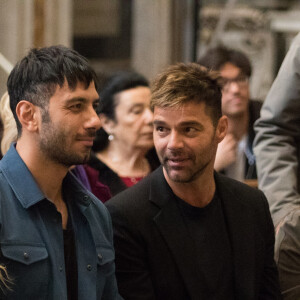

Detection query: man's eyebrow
xmin=153 ymin=120 xmax=167 ymax=126
xmin=131 ymin=103 xmax=144 ymax=107
xmin=65 ymin=97 xmax=87 ymax=104
xmin=154 ymin=120 xmax=202 ymax=126
xmin=65 ymin=97 xmax=99 ymax=105
xmin=180 ymin=121 xmax=202 ymax=127
xmin=180 ymin=121 xmax=204 ymax=130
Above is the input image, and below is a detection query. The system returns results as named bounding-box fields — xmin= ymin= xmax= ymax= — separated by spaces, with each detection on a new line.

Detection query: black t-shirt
xmin=176 ymin=192 xmax=235 ymax=299
xmin=63 ymin=217 xmax=78 ymax=300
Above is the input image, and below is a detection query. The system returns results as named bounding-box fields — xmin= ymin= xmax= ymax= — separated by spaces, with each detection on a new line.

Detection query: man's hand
xmin=214 ymin=133 xmax=238 ymax=171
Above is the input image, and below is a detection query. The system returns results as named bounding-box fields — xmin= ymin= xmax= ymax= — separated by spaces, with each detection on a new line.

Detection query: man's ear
xmin=216 ymin=115 xmax=228 ymax=143
xmin=16 ymin=101 xmax=40 ymax=132
xmin=99 ymin=113 xmax=116 ymax=135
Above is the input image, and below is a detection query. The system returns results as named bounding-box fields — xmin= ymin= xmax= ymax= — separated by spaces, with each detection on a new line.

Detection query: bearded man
xmin=106 ymin=63 xmax=280 ymax=300
xmin=0 ymin=45 xmax=121 ymax=300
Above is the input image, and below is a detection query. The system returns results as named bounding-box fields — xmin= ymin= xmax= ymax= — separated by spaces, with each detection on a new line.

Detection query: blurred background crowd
xmin=1 ymin=0 xmax=300 ymax=98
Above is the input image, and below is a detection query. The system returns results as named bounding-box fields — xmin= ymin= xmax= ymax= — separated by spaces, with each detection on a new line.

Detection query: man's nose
xmin=86 ymin=107 xmax=101 ymax=130
xmin=167 ymin=131 xmax=184 ymax=150
xmin=228 ymin=81 xmax=241 ymax=93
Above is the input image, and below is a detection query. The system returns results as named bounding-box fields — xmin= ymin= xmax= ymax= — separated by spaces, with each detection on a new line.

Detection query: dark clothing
xmin=177 ymin=193 xmax=234 ymax=299
xmin=0 ymin=145 xmax=121 ymax=300
xmin=88 ymin=153 xmax=127 ymax=197
xmin=63 ymin=209 xmax=78 ymax=300
xmin=64 ymin=227 xmax=78 ymax=300
xmin=88 ymin=147 xmax=160 ymax=196
xmin=83 ymin=165 xmax=112 ymax=202
xmin=246 ymin=99 xmax=262 ymax=179
xmin=275 ymin=210 xmax=300 ymax=299
xmin=106 ymin=166 xmax=281 ymax=300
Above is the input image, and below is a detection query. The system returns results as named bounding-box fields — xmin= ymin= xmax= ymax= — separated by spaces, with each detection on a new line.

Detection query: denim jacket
xmin=0 ymin=145 xmax=121 ymax=299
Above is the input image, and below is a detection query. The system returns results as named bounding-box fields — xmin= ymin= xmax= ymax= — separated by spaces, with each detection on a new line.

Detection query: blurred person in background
xmin=89 ymin=71 xmax=160 ymax=196
xmin=198 ymin=46 xmax=261 ymax=183
xmin=0 ymin=92 xmax=17 ymax=156
xmin=254 ymin=32 xmax=300 ymax=298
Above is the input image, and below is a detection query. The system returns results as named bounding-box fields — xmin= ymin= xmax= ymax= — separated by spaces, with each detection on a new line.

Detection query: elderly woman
xmin=89 ymin=71 xmax=159 ymax=196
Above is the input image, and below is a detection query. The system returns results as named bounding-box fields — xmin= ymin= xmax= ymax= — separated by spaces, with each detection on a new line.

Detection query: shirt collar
xmin=1 ymin=144 xmax=94 ymax=210
xmin=0 ymin=144 xmax=46 ymax=208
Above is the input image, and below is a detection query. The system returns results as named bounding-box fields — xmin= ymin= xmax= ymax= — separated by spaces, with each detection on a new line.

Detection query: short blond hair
xmin=151 ymin=63 xmax=222 ymax=126
xmin=0 ymin=92 xmax=18 ymax=155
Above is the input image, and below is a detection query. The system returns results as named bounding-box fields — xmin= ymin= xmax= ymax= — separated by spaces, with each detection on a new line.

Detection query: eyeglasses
xmin=220 ymin=75 xmax=249 ymax=90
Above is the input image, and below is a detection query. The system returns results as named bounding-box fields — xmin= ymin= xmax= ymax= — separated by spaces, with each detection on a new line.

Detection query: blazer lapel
xmin=149 ymin=168 xmax=207 ymax=299
xmin=215 ymin=174 xmax=256 ymax=299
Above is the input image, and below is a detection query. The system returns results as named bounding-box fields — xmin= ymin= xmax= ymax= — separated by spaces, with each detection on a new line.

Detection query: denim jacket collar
xmin=1 ymin=144 xmax=93 ymax=210
xmin=0 ymin=144 xmax=45 ymax=208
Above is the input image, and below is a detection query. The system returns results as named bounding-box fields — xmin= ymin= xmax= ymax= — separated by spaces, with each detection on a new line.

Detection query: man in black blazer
xmin=106 ymin=63 xmax=281 ymax=299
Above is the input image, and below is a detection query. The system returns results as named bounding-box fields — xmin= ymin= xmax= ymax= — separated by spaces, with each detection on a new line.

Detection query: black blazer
xmin=106 ymin=167 xmax=281 ymax=300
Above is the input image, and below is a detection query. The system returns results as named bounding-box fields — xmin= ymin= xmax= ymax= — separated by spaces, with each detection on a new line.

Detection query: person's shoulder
xmin=0 ymin=148 xmax=36 ymax=197
xmin=216 ymin=174 xmax=272 ymax=229
xmin=216 ymin=172 xmax=266 ymax=204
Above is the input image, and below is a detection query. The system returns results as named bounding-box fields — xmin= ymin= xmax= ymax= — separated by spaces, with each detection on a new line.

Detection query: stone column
xmin=0 ymin=0 xmax=34 ymax=95
xmin=44 ymin=0 xmax=72 ymax=47
xmin=131 ymin=0 xmax=196 ymax=80
xmin=0 ymin=0 xmax=72 ymax=96
xmin=131 ymin=0 xmax=173 ymax=80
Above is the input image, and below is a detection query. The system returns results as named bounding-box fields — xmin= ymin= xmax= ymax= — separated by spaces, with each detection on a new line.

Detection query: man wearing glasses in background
xmin=198 ymin=46 xmax=261 ymax=182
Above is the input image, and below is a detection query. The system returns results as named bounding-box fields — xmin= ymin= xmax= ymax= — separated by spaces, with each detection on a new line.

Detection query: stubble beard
xmin=40 ymin=128 xmax=91 ymax=167
xmin=160 ymin=140 xmax=217 ymax=184
xmin=161 ymin=149 xmax=205 ymax=183
xmin=163 ymin=159 xmax=210 ymax=183
xmin=39 ymin=112 xmax=91 ymax=167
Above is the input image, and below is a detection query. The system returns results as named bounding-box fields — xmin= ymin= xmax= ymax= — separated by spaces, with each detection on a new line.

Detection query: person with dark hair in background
xmin=89 ymin=71 xmax=160 ymax=197
xmin=0 ymin=45 xmax=121 ymax=299
xmin=198 ymin=46 xmax=261 ymax=182
xmin=106 ymin=62 xmax=281 ymax=299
